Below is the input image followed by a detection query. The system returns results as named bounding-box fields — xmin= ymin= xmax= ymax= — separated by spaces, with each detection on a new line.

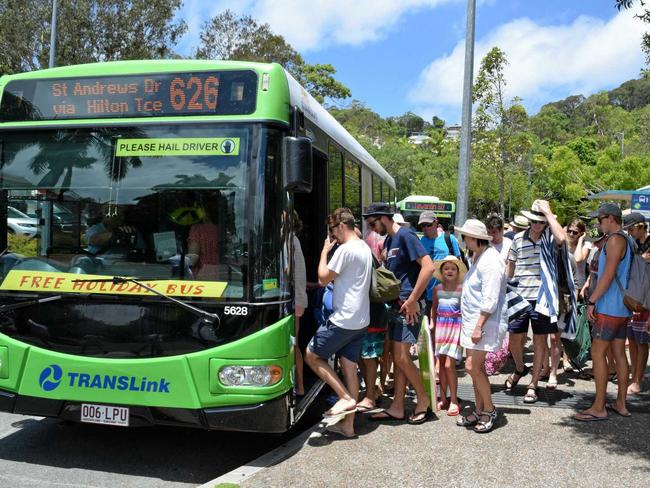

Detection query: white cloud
xmin=410 ymin=8 xmax=647 ymax=121
xmin=180 ymin=0 xmax=453 ymax=53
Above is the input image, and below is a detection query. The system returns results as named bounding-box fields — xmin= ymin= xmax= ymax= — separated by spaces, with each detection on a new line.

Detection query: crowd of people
xmin=294 ymin=199 xmax=650 ymax=437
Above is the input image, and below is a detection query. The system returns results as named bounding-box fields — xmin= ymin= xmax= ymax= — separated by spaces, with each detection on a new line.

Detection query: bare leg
xmin=508 ymin=332 xmax=526 ymax=372
xmin=357 ymin=358 xmax=378 ymax=409
xmin=380 ymin=339 xmax=393 ymax=390
xmin=633 ymin=344 xmax=649 ymax=391
xmin=374 ymin=341 xmax=429 ymax=419
xmin=444 ymin=355 xmax=459 ymax=408
xmin=549 ymin=332 xmax=561 ymax=386
xmin=530 ymin=334 xmax=548 ymax=387
xmin=337 ymin=356 xmax=360 ymax=435
xmin=466 ymin=351 xmax=492 ymax=412
xmin=577 ymin=338 xmax=609 ymax=418
xmin=610 ymin=337 xmax=630 ymax=416
xmin=305 ymin=349 xmax=356 ymax=414
xmin=437 ymin=356 xmax=449 ymax=410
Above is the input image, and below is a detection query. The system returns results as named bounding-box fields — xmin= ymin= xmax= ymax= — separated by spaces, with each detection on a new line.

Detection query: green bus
xmin=0 ymin=60 xmax=395 ymax=433
xmin=396 ymin=195 xmax=455 ymax=230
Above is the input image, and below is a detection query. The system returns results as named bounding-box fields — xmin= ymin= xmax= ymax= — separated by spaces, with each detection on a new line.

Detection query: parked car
xmin=7 ymin=206 xmax=38 ymax=238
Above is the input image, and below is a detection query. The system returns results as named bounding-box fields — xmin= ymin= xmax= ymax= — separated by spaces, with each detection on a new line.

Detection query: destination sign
xmin=405 ymin=202 xmax=454 ymax=212
xmin=0 ymin=70 xmax=258 ymax=121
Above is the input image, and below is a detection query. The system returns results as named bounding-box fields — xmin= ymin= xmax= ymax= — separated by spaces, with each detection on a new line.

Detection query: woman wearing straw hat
xmin=455 ymin=219 xmax=508 ymax=433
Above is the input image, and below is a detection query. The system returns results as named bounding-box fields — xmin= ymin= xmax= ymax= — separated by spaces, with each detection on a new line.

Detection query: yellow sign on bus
xmin=0 ymin=271 xmax=227 ymax=299
xmin=116 ymin=137 xmax=240 ymax=157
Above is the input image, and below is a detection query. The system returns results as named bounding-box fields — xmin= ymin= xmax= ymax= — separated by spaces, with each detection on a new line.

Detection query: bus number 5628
xmin=169 ymin=76 xmax=219 ymax=111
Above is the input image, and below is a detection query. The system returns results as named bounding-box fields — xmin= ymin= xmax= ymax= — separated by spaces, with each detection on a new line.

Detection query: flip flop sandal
xmin=407 ymin=408 xmax=434 ymax=425
xmin=368 ymin=409 xmax=405 ymax=422
xmin=575 ymin=413 xmax=609 ymax=422
xmin=355 ymin=404 xmax=376 ymax=413
xmin=606 ymin=403 xmax=632 ymax=418
xmin=323 ymin=405 xmax=357 ymax=418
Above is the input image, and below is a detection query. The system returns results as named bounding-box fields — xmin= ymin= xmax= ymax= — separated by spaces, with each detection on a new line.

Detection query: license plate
xmin=80 ymin=403 xmax=129 ymax=427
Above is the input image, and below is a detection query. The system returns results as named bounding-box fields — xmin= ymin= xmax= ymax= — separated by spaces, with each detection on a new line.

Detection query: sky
xmin=175 ymin=0 xmax=647 ymax=124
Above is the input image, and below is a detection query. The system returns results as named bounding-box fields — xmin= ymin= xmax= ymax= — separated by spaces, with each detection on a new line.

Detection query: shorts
xmin=360 ymin=331 xmax=385 ymax=359
xmin=308 ymin=320 xmax=366 ymax=362
xmin=627 ymin=311 xmax=650 ymax=344
xmin=592 ymin=313 xmax=629 ymax=341
xmin=508 ymin=301 xmax=559 ymax=335
xmin=387 ymin=305 xmax=422 ymax=344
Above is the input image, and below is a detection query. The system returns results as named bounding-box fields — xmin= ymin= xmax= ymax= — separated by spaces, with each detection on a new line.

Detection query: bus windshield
xmin=0 ymin=124 xmax=252 ymax=300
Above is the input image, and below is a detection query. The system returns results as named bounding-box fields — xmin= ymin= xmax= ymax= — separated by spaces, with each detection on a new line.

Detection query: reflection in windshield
xmin=0 ymin=125 xmax=250 ymax=299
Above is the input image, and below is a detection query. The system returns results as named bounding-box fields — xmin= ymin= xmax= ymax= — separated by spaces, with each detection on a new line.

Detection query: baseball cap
xmin=418 ymin=211 xmax=437 ymax=225
xmin=362 ymin=202 xmax=394 ymax=218
xmin=597 ymin=203 xmax=622 ymax=219
xmin=623 ymin=212 xmax=646 ymax=229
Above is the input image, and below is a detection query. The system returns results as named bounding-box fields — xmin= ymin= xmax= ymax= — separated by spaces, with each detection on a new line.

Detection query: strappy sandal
xmin=504 ymin=365 xmax=530 ymax=391
xmin=473 ymin=408 xmax=497 ymax=433
xmin=456 ymin=410 xmax=480 ymax=427
xmin=523 ymin=385 xmax=538 ymax=404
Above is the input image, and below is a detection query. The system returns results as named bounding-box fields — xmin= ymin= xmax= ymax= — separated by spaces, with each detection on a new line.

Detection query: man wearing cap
xmin=505 ymin=215 xmax=529 ymax=241
xmin=418 ymin=210 xmax=462 ymax=317
xmin=622 ymin=212 xmax=649 ymax=396
xmin=506 ymin=200 xmax=566 ymax=403
xmin=363 ymin=203 xmax=435 ymax=424
xmin=624 ymin=212 xmax=649 ymax=260
xmin=576 ymin=203 xmax=632 ymax=420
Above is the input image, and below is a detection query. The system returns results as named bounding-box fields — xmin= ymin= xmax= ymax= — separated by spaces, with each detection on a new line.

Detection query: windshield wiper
xmin=0 ymin=295 xmax=63 ymax=313
xmin=71 ymin=276 xmax=220 ymax=325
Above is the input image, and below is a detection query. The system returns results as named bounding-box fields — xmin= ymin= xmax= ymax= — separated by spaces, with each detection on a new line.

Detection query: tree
xmin=616 ymin=0 xmax=650 ymax=65
xmin=196 ymin=10 xmax=350 ymax=103
xmin=472 ymin=47 xmax=532 ymax=216
xmin=0 ymin=0 xmax=187 ymax=75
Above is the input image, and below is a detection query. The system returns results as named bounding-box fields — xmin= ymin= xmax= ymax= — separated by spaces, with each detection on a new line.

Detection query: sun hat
xmin=418 ymin=210 xmax=437 ymax=225
xmin=597 ymin=202 xmax=622 ymax=219
xmin=520 ymin=200 xmax=548 ymax=223
xmin=433 ymin=255 xmax=467 ymax=282
xmin=623 ymin=211 xmax=646 ymax=229
xmin=362 ymin=202 xmax=394 ymax=218
xmin=393 ymin=213 xmax=408 ymax=225
xmin=509 ymin=214 xmax=530 ymax=229
xmin=456 ymin=219 xmax=492 ymax=241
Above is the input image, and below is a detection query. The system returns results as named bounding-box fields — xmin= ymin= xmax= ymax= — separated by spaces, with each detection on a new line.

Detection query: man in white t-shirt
xmin=305 ymin=207 xmax=373 ymax=438
xmin=486 ymin=214 xmax=512 ymax=261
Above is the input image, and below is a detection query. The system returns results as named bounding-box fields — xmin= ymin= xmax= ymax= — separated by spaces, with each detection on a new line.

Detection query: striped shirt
xmin=508 ymin=229 xmax=544 ymax=300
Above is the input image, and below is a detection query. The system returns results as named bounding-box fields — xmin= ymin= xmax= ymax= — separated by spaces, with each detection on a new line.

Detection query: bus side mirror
xmin=282 ymin=136 xmax=313 ymax=193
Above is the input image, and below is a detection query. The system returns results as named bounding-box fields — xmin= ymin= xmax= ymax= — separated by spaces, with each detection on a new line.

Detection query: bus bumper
xmin=0 ymin=389 xmax=293 ymax=434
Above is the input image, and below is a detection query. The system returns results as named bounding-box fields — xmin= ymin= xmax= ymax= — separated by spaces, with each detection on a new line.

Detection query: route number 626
xmin=223 ymin=306 xmax=249 ymax=316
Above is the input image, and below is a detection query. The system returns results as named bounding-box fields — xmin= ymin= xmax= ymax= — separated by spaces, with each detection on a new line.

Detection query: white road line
xmin=198 ymin=420 xmax=332 ymax=488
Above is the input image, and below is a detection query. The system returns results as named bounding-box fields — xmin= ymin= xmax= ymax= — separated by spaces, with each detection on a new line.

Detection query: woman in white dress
xmin=456 ymin=219 xmax=507 ymax=433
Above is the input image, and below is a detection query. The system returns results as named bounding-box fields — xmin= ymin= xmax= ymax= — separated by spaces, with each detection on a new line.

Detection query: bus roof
xmin=285 ymin=70 xmax=394 ymax=188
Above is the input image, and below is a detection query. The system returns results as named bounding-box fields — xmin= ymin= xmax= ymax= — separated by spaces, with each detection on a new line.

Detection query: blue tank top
xmin=596 ymin=233 xmax=631 ymax=318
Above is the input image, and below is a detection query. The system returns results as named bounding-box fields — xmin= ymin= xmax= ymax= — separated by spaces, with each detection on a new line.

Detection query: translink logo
xmin=38 ymin=364 xmax=171 ymax=393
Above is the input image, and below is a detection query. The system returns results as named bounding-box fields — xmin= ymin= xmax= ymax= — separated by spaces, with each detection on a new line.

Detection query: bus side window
xmin=328 ymin=143 xmax=343 ymax=213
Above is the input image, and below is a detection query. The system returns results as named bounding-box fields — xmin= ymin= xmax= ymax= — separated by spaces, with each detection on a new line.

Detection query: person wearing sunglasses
xmin=576 ymin=203 xmax=632 ymax=421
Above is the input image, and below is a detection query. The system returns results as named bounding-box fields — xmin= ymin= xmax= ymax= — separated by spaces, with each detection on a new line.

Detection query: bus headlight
xmin=218 ymin=365 xmax=282 ymax=387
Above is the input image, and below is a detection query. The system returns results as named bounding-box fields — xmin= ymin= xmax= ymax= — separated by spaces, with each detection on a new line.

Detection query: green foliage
xmin=567 ymin=137 xmax=598 ymax=165
xmin=8 ymin=234 xmax=37 ymax=257
xmin=0 ymin=0 xmax=186 ymax=74
xmin=196 ymin=10 xmax=350 ymax=103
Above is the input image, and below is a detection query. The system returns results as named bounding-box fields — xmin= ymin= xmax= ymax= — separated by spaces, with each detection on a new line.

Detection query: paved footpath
xmin=245 ymin=367 xmax=650 ymax=488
